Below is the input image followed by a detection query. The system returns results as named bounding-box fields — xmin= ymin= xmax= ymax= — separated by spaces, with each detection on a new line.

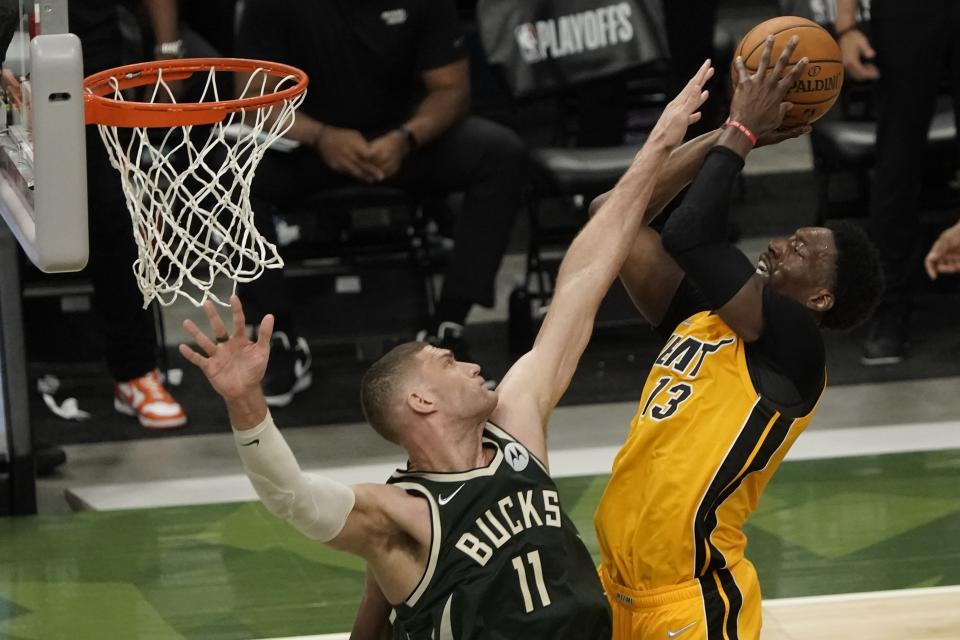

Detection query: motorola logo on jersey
xmin=514 ymin=2 xmax=635 ymax=64
xmin=504 ymin=442 xmax=529 ymax=472
xmin=455 ymin=489 xmax=562 ymax=566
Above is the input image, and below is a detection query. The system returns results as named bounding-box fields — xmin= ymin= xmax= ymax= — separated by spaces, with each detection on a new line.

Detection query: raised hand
xmin=179 ymin=295 xmax=273 ymax=401
xmin=925 ymin=221 xmax=960 ymax=279
xmin=730 ymin=35 xmax=808 ymax=139
xmin=649 ymin=59 xmax=714 ymax=151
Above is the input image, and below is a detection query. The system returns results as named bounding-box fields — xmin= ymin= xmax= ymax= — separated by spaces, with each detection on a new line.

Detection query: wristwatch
xmin=154 ymin=39 xmax=185 ymax=59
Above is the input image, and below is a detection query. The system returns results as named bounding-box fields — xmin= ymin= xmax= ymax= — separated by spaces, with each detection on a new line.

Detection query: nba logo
xmin=514 ymin=23 xmax=541 ymax=63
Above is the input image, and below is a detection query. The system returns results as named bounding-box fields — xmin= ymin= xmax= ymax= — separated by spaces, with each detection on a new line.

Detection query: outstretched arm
xmin=588 ymin=129 xmax=723 ymax=223
xmin=587 ymin=120 xmax=809 ymax=222
xmin=179 ymin=297 xmax=428 ymax=604
xmin=659 ymin=36 xmax=808 ymax=342
xmin=588 ymin=130 xmax=722 ymax=326
xmin=491 ymin=61 xmax=714 ymax=461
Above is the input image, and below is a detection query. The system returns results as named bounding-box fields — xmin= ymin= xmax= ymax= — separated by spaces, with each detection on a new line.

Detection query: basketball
xmin=733 ymin=16 xmax=844 ymax=128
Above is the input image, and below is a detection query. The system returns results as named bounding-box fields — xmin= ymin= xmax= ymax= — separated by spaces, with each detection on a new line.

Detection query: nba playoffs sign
xmin=478 ymin=0 xmax=669 ymax=96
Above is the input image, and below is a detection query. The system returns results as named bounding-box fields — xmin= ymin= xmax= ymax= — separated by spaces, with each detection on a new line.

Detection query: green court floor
xmin=2 ymin=449 xmax=959 ymax=639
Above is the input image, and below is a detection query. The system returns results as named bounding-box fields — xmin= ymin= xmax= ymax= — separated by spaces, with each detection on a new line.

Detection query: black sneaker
xmin=263 ymin=331 xmax=313 ymax=407
xmin=36 ymin=443 xmax=67 ymax=477
xmin=861 ymin=307 xmax=907 ymax=366
xmin=0 ymin=443 xmax=66 ymax=477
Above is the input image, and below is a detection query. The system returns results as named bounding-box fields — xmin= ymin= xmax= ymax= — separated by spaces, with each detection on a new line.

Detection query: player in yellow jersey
xmin=592 ymin=37 xmax=885 ymax=639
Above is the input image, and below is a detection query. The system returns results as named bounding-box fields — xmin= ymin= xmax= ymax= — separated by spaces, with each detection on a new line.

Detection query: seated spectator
xmin=235 ymin=0 xmax=527 ymax=407
xmin=838 ymin=0 xmax=960 ymax=364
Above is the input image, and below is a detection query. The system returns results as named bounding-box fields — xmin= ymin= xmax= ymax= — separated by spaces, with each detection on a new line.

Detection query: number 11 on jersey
xmin=511 ymin=549 xmax=552 ymax=613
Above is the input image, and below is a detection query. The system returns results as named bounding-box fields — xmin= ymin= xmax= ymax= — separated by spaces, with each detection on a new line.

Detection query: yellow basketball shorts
xmin=599 ymin=560 xmax=762 ymax=640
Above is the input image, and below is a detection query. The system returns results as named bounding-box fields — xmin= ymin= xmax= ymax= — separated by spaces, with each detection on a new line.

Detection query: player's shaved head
xmin=360 ymin=341 xmax=427 ymax=443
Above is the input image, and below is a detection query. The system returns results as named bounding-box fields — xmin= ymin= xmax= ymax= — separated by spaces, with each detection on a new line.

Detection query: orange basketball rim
xmin=83 ymin=57 xmax=309 ymax=128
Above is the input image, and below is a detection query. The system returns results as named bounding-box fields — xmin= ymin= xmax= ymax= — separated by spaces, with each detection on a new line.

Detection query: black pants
xmin=870 ymin=0 xmax=960 ymax=310
xmin=240 ymin=116 xmax=526 ymax=329
xmin=84 ymin=125 xmax=158 ymax=382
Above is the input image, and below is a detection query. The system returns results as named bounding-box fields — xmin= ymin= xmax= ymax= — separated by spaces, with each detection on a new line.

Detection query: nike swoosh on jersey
xmin=241 ymin=439 xmax=260 ymax=447
xmin=667 ymin=621 xmax=697 ymax=638
xmin=438 ymin=484 xmax=466 ymax=505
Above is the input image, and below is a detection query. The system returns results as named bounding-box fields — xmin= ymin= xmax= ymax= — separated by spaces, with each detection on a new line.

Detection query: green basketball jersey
xmin=386 ymin=423 xmax=611 ymax=639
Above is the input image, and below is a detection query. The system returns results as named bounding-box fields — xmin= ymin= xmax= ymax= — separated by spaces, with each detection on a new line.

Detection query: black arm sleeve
xmin=658 ymin=146 xmax=825 ymax=411
xmin=653 ymin=277 xmax=709 ymax=340
xmin=660 ymin=146 xmax=755 ymax=311
xmin=747 ymin=288 xmax=826 ymax=415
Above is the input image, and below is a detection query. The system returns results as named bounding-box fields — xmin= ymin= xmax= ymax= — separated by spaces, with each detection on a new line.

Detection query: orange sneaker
xmin=114 ymin=369 xmax=187 ymax=430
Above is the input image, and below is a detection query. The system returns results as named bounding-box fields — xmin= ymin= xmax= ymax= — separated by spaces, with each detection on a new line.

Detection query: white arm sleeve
xmin=233 ymin=412 xmax=356 ymax=543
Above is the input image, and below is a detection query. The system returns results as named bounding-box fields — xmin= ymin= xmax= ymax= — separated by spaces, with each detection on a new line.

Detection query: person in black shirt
xmin=234 ymin=0 xmax=527 ymax=407
xmin=77 ymin=1 xmax=188 ymax=429
xmin=837 ymin=0 xmax=960 ymax=364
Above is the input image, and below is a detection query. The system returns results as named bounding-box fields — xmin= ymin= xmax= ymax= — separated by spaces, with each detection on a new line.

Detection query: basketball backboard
xmin=0 ymin=0 xmax=85 ymax=513
xmin=0 ymin=0 xmax=86 ymax=272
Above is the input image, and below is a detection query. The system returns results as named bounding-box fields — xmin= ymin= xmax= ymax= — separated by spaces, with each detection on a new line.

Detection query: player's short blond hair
xmin=360 ymin=341 xmax=427 ymax=443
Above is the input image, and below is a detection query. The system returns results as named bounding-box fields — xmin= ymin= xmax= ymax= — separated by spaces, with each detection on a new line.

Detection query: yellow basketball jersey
xmin=595 ymin=310 xmax=823 ymax=592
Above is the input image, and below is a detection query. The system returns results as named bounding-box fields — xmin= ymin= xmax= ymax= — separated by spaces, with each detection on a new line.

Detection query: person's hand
xmin=1 ymin=69 xmax=23 ymax=112
xmin=730 ymin=35 xmax=808 ymax=140
xmin=367 ymin=129 xmax=411 ymax=181
xmin=756 ymin=124 xmax=812 ymax=147
xmin=925 ymin=221 xmax=960 ymax=279
xmin=179 ymin=295 xmax=273 ymax=401
xmin=314 ymin=125 xmax=383 ymax=182
xmin=648 ymin=58 xmax=714 ymax=151
xmin=839 ymin=29 xmax=879 ymax=81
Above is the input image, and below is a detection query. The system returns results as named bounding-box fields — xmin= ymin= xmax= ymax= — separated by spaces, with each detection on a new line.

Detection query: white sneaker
xmin=114 ymin=369 xmax=187 ymax=430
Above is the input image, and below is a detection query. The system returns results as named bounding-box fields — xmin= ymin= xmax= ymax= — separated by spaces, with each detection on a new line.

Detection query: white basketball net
xmin=95 ymin=66 xmax=306 ymax=307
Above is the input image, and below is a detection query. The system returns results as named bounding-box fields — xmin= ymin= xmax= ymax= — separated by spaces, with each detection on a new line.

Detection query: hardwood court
xmin=259 ymin=587 xmax=960 ymax=640
xmin=762 ymin=586 xmax=960 ymax=639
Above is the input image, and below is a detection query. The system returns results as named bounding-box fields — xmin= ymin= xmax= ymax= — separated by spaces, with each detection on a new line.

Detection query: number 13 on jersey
xmin=640 ymin=376 xmax=693 ymax=421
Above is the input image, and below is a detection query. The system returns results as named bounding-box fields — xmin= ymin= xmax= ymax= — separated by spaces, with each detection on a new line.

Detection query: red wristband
xmin=724 ymin=118 xmax=757 ymax=146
